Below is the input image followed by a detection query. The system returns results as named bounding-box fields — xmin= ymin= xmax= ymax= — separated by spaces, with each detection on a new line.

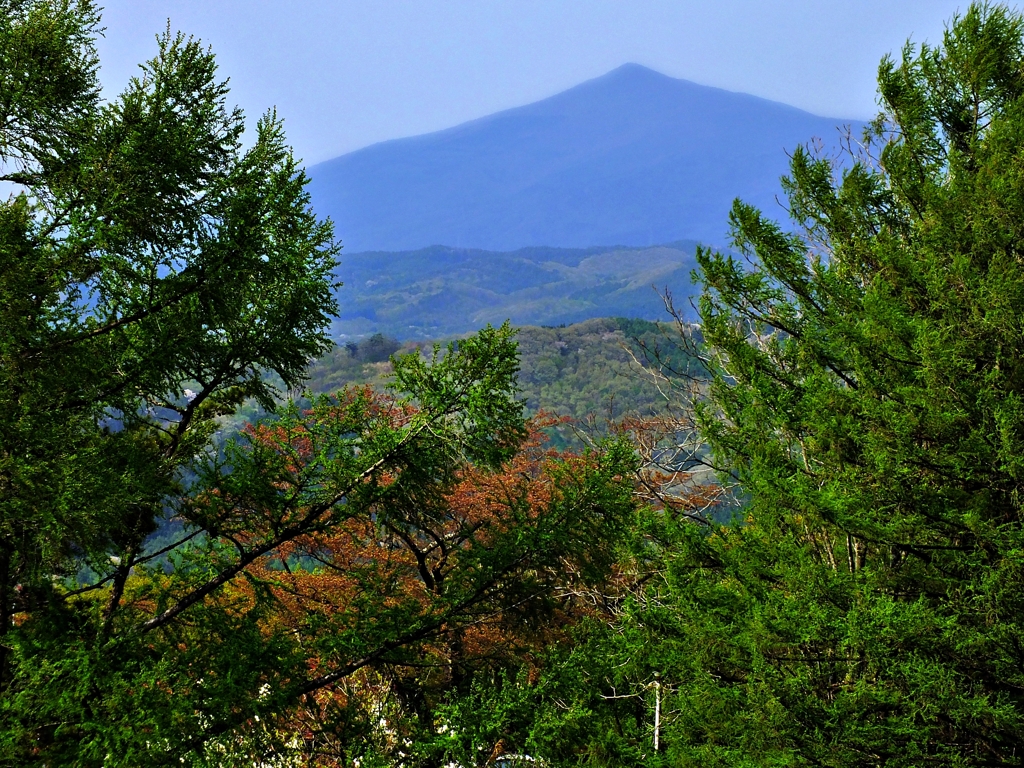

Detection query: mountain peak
xmin=604 ymin=62 xmax=668 ymax=78
xmin=308 ymin=68 xmax=862 ymax=252
xmin=568 ymin=62 xmax=691 ymax=97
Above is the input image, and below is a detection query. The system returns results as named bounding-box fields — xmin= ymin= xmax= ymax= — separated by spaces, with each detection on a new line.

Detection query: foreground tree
xmin=1 ymin=0 xmax=337 ymax=651
xmin=635 ymin=3 xmax=1024 ymax=765
xmin=0 ymin=3 xmax=640 ymax=764
xmin=241 ymin=416 xmax=636 ymax=766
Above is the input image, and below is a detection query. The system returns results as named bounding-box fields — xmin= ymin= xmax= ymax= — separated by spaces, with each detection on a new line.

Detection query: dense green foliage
xmin=677 ymin=7 xmax=1024 ymax=761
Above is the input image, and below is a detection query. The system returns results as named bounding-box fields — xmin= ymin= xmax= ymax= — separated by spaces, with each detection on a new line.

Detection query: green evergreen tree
xmin=652 ymin=3 xmax=1024 ymax=764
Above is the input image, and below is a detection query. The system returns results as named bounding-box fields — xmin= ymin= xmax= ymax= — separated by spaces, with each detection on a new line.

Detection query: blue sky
xmin=95 ymin=1 xmax=969 ymax=165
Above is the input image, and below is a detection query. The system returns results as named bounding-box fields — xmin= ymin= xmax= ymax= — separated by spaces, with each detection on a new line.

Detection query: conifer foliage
xmin=667 ymin=3 xmax=1024 ymax=763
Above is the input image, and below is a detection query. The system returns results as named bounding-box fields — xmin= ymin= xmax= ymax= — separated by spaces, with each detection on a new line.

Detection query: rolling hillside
xmin=330 ymin=241 xmax=701 ymax=339
xmin=299 ymin=317 xmax=697 ymax=449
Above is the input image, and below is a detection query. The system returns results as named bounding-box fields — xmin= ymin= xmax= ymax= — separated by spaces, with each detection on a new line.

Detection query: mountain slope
xmin=309 ymin=64 xmax=863 ymax=252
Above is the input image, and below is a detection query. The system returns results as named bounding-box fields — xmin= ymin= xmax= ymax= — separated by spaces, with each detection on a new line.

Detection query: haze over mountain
xmin=308 ymin=63 xmax=864 ymax=252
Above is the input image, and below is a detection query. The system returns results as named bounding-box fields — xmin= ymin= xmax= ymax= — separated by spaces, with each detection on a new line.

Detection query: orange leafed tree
xmin=216 ymin=402 xmax=636 ymax=763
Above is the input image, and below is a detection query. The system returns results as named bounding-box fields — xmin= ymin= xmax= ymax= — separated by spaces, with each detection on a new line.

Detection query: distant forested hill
xmin=300 ymin=318 xmax=696 ymax=446
xmin=331 ymin=242 xmax=701 ymax=339
xmin=309 ymin=63 xmax=863 ymax=252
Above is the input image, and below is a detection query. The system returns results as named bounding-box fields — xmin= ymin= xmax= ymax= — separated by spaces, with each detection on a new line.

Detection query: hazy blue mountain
xmin=330 ymin=242 xmax=700 ymax=339
xmin=309 ymin=63 xmax=863 ymax=252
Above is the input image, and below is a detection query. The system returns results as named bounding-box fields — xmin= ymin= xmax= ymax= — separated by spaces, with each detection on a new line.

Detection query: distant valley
xmin=330 ymin=242 xmax=701 ymax=339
